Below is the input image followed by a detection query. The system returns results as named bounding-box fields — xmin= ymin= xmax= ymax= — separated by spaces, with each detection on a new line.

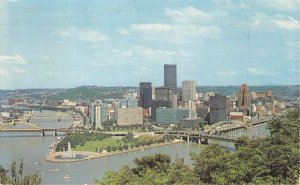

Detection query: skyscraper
xmin=155 ymin=87 xmax=169 ymax=101
xmin=169 ymin=93 xmax=178 ymax=108
xmin=95 ymin=100 xmax=103 ymax=129
xmin=209 ymin=93 xmax=227 ymax=124
xmin=237 ymin=83 xmax=251 ymax=109
xmin=139 ymin=82 xmax=152 ymax=109
xmin=164 ymin=64 xmax=177 ymax=93
xmin=182 ymin=80 xmax=196 ymax=101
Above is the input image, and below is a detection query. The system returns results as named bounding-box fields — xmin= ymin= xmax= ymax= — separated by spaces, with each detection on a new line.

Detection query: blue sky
xmin=0 ymin=0 xmax=299 ymax=89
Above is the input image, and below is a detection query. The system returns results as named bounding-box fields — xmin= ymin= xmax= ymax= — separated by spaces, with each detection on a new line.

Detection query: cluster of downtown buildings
xmin=78 ymin=64 xmax=284 ymax=130
xmin=1 ymin=64 xmax=287 ymax=130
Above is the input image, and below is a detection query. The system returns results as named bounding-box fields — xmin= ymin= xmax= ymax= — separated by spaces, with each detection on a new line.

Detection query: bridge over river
xmin=0 ymin=109 xmax=79 ymax=136
xmin=1 ymin=110 xmax=273 ymax=144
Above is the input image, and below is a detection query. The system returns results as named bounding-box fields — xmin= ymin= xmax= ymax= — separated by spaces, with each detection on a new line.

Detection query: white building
xmin=182 ymin=80 xmax=196 ymax=101
xmin=95 ymin=100 xmax=103 ymax=129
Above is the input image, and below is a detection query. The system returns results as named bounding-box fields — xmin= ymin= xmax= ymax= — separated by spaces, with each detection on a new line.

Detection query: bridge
xmin=0 ymin=127 xmax=73 ymax=136
xmin=154 ymin=130 xmax=238 ymax=144
xmin=204 ymin=118 xmax=273 ymax=134
xmin=0 ymin=110 xmax=78 ymax=136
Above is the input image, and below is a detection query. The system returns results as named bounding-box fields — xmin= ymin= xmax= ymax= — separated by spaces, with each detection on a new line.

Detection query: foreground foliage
xmin=96 ymin=109 xmax=300 ymax=185
xmin=0 ymin=159 xmax=41 ymax=185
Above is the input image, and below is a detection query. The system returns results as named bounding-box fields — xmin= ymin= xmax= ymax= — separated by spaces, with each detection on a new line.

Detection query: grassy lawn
xmin=138 ymin=135 xmax=162 ymax=141
xmin=74 ymin=138 xmax=125 ymax=152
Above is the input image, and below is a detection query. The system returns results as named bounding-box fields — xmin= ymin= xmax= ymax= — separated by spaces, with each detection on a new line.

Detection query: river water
xmin=0 ymin=110 xmax=268 ymax=184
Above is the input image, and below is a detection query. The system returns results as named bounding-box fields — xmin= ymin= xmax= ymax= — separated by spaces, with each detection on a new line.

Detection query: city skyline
xmin=0 ymin=0 xmax=299 ymax=89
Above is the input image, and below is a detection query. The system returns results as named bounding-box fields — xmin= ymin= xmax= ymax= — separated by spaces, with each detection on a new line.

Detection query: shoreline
xmin=46 ymin=139 xmax=184 ymax=163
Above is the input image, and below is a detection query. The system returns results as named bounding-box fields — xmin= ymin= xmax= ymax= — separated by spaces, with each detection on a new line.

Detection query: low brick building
xmin=117 ymin=107 xmax=143 ymax=126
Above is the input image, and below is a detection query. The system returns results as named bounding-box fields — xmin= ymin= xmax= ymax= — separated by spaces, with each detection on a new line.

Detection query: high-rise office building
xmin=101 ymin=103 xmax=109 ymax=122
xmin=169 ymin=93 xmax=178 ymax=108
xmin=155 ymin=87 xmax=169 ymax=101
xmin=95 ymin=100 xmax=103 ymax=129
xmin=237 ymin=83 xmax=251 ymax=109
xmin=182 ymin=80 xmax=196 ymax=101
xmin=164 ymin=64 xmax=177 ymax=93
xmin=139 ymin=82 xmax=152 ymax=109
xmin=209 ymin=93 xmax=227 ymax=124
xmin=89 ymin=103 xmax=95 ymax=125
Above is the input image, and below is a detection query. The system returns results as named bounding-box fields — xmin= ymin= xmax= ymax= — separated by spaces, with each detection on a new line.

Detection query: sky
xmin=0 ymin=0 xmax=299 ymax=89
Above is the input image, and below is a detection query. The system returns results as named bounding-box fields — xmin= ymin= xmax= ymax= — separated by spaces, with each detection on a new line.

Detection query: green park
xmin=55 ymin=132 xmax=175 ymax=153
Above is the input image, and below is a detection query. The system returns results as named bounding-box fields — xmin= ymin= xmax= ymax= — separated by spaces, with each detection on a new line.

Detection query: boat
xmin=64 ymin=175 xmax=71 ymax=179
xmin=48 ymin=169 xmax=60 ymax=172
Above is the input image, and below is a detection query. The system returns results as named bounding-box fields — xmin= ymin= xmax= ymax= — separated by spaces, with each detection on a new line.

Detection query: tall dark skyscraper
xmin=164 ymin=64 xmax=177 ymax=93
xmin=139 ymin=82 xmax=152 ymax=109
xmin=209 ymin=93 xmax=227 ymax=124
xmin=237 ymin=83 xmax=250 ymax=109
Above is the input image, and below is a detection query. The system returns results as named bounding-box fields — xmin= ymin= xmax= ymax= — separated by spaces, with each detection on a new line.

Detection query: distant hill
xmin=197 ymin=85 xmax=299 ymax=100
xmin=48 ymin=86 xmax=136 ymax=101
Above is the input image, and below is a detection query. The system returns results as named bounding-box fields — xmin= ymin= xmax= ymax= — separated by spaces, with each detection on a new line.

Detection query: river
xmin=0 ymin=110 xmax=268 ymax=184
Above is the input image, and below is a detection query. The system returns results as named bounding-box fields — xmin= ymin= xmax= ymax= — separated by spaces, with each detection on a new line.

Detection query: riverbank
xmin=46 ymin=139 xmax=183 ymax=163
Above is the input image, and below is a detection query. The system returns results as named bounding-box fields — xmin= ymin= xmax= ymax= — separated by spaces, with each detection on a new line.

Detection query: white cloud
xmin=250 ymin=14 xmax=300 ymax=31
xmin=130 ymin=23 xmax=172 ymax=32
xmin=137 ymin=47 xmax=188 ymax=59
xmin=119 ymin=28 xmax=130 ymax=35
xmin=0 ymin=68 xmax=8 ymax=76
xmin=212 ymin=0 xmax=247 ymax=9
xmin=111 ymin=46 xmax=189 ymax=59
xmin=0 ymin=55 xmax=26 ymax=64
xmin=57 ymin=28 xmax=108 ymax=42
xmin=271 ymin=16 xmax=300 ymax=31
xmin=214 ymin=0 xmax=299 ymax=11
xmin=127 ymin=23 xmax=221 ymax=43
xmin=120 ymin=6 xmax=222 ymax=43
xmin=261 ymin=0 xmax=300 ymax=11
xmin=246 ymin=68 xmax=274 ymax=76
xmin=165 ymin=6 xmax=212 ymax=23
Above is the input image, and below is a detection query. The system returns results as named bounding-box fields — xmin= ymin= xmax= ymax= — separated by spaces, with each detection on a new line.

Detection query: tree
xmin=190 ymin=144 xmax=230 ymax=184
xmin=123 ymin=145 xmax=129 ymax=150
xmin=106 ymin=146 xmax=112 ymax=152
xmin=122 ymin=132 xmax=134 ymax=143
xmin=133 ymin=154 xmax=171 ymax=175
xmin=1 ymin=160 xmax=41 ymax=185
xmin=11 ymin=160 xmax=16 ymax=184
xmin=235 ymin=135 xmax=250 ymax=149
xmin=96 ymin=165 xmax=138 ymax=185
xmin=0 ymin=165 xmax=7 ymax=184
xmin=166 ymin=159 xmax=198 ymax=184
